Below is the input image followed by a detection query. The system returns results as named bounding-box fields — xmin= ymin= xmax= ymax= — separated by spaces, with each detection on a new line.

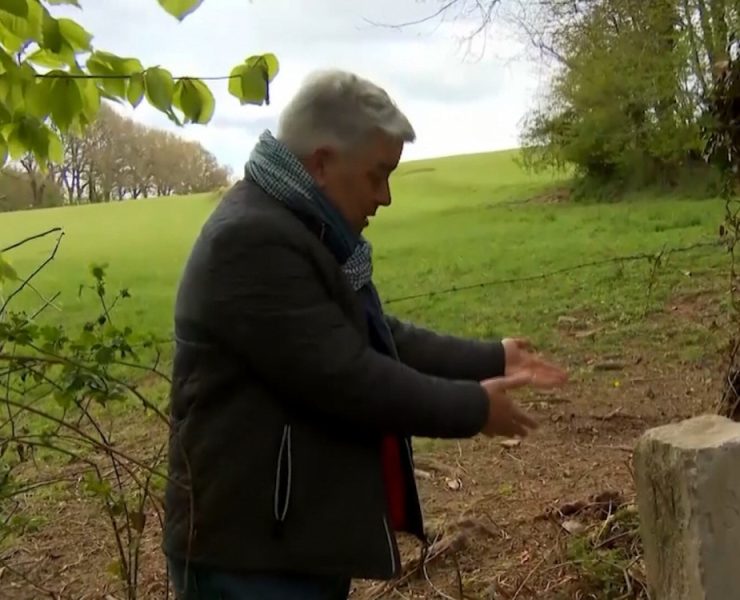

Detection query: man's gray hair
xmin=276 ymin=69 xmax=416 ymax=157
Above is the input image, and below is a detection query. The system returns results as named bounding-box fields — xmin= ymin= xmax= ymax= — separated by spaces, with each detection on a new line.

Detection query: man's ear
xmin=305 ymin=147 xmax=334 ymax=187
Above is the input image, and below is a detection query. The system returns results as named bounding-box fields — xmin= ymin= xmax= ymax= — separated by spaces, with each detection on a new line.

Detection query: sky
xmin=54 ymin=0 xmax=546 ymax=175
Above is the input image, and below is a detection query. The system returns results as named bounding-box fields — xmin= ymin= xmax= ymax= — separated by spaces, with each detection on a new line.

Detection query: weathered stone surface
xmin=634 ymin=414 xmax=740 ymax=600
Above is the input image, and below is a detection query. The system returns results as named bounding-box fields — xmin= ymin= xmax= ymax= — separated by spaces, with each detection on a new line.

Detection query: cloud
xmin=55 ymin=0 xmax=542 ymax=171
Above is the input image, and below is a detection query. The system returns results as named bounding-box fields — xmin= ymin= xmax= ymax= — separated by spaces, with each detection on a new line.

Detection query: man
xmin=164 ymin=69 xmax=568 ymax=599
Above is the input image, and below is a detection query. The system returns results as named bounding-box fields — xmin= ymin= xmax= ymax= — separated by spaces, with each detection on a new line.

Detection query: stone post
xmin=634 ymin=414 xmax=740 ymax=600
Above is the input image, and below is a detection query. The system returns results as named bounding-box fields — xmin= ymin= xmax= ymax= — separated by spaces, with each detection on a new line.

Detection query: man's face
xmin=305 ymin=130 xmax=404 ymax=234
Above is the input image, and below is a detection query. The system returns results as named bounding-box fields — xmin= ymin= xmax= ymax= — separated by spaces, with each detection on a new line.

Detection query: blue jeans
xmin=168 ymin=559 xmax=351 ymax=600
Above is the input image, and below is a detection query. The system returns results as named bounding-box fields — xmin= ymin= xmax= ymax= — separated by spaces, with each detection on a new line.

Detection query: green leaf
xmin=79 ymin=78 xmax=100 ymax=122
xmin=2 ymin=63 xmax=34 ymax=116
xmin=90 ymin=51 xmax=143 ymax=75
xmin=190 ymin=78 xmax=214 ymax=123
xmin=29 ymin=122 xmax=50 ymax=167
xmin=48 ymin=74 xmax=82 ymax=132
xmin=27 ymin=47 xmax=74 ymax=68
xmin=157 ymin=0 xmax=204 ymax=20
xmin=144 ymin=67 xmax=174 ymax=113
xmin=94 ymin=346 xmax=114 ymax=365
xmin=5 ymin=117 xmax=52 ymax=166
xmin=0 ymin=0 xmax=42 ymax=51
xmin=0 ymin=252 xmax=19 ymax=284
xmin=95 ymin=86 xmax=123 ymax=106
xmin=0 ymin=134 xmax=7 ymax=167
xmin=90 ymin=262 xmax=108 ymax=280
xmin=119 ymin=58 xmax=144 ymax=75
xmin=0 ymin=98 xmax=9 ymax=124
xmin=173 ymin=78 xmax=214 ymax=124
xmin=7 ymin=119 xmax=32 ymax=159
xmin=256 ymin=53 xmax=280 ymax=82
xmin=172 ymin=79 xmax=194 ymax=118
xmin=0 ymin=0 xmax=28 ymax=19
xmin=86 ymin=53 xmax=111 ymax=75
xmin=58 ymin=18 xmax=92 ymax=52
xmin=127 ymin=72 xmax=144 ymax=107
xmin=87 ymin=54 xmax=127 ymax=98
xmin=228 ymin=55 xmax=280 ymax=106
xmin=41 ymin=12 xmax=63 ymax=53
xmin=106 ymin=559 xmax=124 ymax=581
xmin=0 ymin=17 xmax=30 ymax=53
xmin=47 ymin=128 xmax=63 ymax=163
xmin=101 ymin=78 xmax=127 ymax=100
xmin=228 ymin=64 xmax=265 ymax=106
xmin=7 ymin=82 xmax=25 ymax=116
xmin=45 ymin=0 xmax=81 ymax=6
xmin=0 ymin=53 xmax=10 ymax=76
xmin=83 ymin=472 xmax=111 ymax=497
xmin=25 ymin=78 xmax=53 ymax=119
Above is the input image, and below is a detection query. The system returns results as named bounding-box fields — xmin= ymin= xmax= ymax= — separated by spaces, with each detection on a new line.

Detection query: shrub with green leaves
xmin=1 ymin=230 xmax=172 ymax=598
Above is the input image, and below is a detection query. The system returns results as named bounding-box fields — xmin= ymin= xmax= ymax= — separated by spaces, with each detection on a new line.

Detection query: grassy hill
xmin=0 ymin=148 xmax=724 ymax=354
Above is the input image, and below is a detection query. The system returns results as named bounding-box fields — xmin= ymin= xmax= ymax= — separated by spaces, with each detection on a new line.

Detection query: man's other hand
xmin=480 ymin=373 xmax=538 ymax=438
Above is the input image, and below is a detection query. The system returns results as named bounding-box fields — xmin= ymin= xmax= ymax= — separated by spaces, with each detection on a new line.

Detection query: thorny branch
xmin=0 ymin=229 xmax=64 ymax=319
xmin=704 ymin=40 xmax=740 ymax=418
xmin=362 ymin=0 xmax=471 ymax=30
xmin=0 ymin=227 xmax=63 ymax=254
xmin=0 ymin=230 xmax=174 ymax=600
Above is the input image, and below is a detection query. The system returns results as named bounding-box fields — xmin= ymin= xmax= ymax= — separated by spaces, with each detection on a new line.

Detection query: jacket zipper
xmin=317 ymin=216 xmax=398 ymax=571
xmin=382 ymin=514 xmax=398 ymax=574
xmin=273 ymin=424 xmax=292 ymax=522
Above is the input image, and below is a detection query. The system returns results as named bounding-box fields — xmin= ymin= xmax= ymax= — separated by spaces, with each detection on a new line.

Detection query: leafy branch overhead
xmin=0 ymin=0 xmax=279 ymax=168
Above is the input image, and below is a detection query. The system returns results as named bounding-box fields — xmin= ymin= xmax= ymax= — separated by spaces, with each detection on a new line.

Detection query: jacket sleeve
xmin=203 ymin=224 xmax=489 ymax=439
xmin=385 ymin=315 xmax=506 ymax=381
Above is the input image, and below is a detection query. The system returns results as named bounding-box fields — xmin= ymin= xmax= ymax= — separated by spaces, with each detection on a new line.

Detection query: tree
xmin=511 ymin=0 xmax=739 ymax=192
xmin=519 ymin=2 xmax=698 ymax=180
xmin=0 ymin=161 xmax=62 ymax=210
xmin=392 ymin=1 xmax=736 ymax=192
xmin=9 ymin=102 xmax=233 ymax=208
xmin=0 ymin=0 xmax=278 ymax=170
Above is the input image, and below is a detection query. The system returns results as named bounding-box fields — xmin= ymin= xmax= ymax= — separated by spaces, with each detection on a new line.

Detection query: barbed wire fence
xmin=382 ymin=239 xmax=723 ymax=306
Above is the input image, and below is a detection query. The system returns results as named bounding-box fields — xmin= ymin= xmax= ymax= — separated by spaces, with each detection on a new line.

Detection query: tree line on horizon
xmin=0 ymin=103 xmax=232 ymax=212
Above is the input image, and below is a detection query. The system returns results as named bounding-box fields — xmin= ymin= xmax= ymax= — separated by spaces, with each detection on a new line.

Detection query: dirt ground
xmin=0 ymin=288 xmax=728 ymax=600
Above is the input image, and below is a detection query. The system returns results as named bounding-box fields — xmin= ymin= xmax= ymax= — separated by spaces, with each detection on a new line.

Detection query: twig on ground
xmin=414 ymin=456 xmax=462 ymax=479
xmin=590 ymin=408 xmax=644 ymax=421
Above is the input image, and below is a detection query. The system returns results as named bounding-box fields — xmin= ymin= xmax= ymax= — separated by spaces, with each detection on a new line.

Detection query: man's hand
xmin=502 ymin=337 xmax=568 ymax=388
xmin=480 ymin=373 xmax=538 ymax=438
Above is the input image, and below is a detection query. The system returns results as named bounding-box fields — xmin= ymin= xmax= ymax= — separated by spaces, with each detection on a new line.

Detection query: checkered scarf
xmin=246 ymin=130 xmax=373 ymax=291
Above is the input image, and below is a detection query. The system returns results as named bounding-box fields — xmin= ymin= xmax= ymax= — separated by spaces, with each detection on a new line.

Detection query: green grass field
xmin=0 ymin=149 xmax=726 ymax=359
